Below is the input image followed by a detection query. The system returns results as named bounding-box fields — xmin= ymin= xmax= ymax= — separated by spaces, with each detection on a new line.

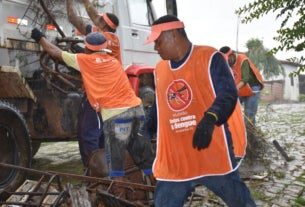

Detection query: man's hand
xmin=31 ymin=28 xmax=45 ymax=42
xmin=192 ymin=112 xmax=217 ymax=150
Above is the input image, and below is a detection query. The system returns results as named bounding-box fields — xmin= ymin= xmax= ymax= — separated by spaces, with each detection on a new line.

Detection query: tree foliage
xmin=246 ymin=38 xmax=284 ymax=79
xmin=236 ymin=0 xmax=305 ymax=74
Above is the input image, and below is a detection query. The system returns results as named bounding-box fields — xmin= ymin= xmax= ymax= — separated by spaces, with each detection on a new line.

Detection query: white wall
xmin=282 ymin=63 xmax=299 ymax=101
xmin=263 ymin=62 xmax=300 ymax=101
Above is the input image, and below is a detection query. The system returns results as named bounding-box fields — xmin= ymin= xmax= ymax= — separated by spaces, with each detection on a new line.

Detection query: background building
xmin=261 ymin=60 xmax=303 ymax=102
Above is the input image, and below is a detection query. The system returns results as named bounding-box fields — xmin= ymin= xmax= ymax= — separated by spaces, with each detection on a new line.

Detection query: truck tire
xmin=0 ymin=101 xmax=31 ymax=200
xmin=31 ymin=141 xmax=41 ymax=157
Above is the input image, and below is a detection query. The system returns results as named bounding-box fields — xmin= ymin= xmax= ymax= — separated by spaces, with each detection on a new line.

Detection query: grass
xmin=296 ymin=173 xmax=305 ymax=183
xmin=249 ymin=187 xmax=273 ymax=202
xmin=29 ymin=158 xmax=84 ymax=185
xmin=295 ymin=197 xmax=305 ymax=206
xmin=273 ymin=171 xmax=286 ymax=179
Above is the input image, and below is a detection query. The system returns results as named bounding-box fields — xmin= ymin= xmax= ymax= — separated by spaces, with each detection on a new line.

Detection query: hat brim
xmin=145 ymin=21 xmax=184 ymax=45
xmin=145 ymin=30 xmax=161 ymax=44
xmin=85 ymin=40 xmax=107 ymax=52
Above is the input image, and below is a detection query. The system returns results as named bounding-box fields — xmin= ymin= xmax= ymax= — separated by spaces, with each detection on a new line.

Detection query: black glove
xmin=31 ymin=28 xmax=45 ymax=42
xmin=192 ymin=112 xmax=217 ymax=150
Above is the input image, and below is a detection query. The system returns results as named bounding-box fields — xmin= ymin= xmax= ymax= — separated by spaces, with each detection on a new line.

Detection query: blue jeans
xmin=154 ymin=126 xmax=256 ymax=207
xmin=154 ymin=170 xmax=256 ymax=207
xmin=103 ymin=105 xmax=154 ymax=177
xmin=77 ymin=94 xmax=104 ymax=166
xmin=239 ymin=85 xmax=261 ymax=125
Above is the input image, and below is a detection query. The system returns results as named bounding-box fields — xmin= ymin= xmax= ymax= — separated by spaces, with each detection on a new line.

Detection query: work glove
xmin=192 ymin=112 xmax=217 ymax=150
xmin=31 ymin=28 xmax=45 ymax=42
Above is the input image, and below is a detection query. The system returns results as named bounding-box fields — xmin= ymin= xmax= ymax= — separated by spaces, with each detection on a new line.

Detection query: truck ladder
xmin=17 ymin=0 xmax=65 ymax=38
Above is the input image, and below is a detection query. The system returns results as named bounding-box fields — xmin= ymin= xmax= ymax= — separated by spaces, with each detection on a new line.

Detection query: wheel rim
xmin=0 ymin=124 xmax=18 ymax=188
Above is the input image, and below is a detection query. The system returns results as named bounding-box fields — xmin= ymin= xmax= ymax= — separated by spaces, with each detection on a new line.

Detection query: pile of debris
xmin=239 ymin=123 xmax=294 ymax=180
xmin=0 ymin=163 xmax=155 ymax=207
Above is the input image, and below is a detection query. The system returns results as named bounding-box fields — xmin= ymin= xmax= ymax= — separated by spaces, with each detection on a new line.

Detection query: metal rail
xmin=38 ymin=0 xmax=65 ymax=38
xmin=0 ymin=163 xmax=155 ymax=191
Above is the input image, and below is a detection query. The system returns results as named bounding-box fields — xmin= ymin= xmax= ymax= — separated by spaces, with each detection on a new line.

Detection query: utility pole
xmin=236 ymin=15 xmax=240 ymax=53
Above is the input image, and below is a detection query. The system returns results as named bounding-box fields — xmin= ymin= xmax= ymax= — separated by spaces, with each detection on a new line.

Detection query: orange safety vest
xmin=76 ymin=53 xmax=141 ymax=111
xmin=153 ymin=46 xmax=235 ymax=181
xmin=232 ymin=54 xmax=264 ymax=97
xmin=227 ymin=100 xmax=247 ymax=158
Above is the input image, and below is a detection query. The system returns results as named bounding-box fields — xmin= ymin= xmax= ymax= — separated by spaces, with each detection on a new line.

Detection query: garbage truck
xmin=0 ymin=0 xmax=177 ymax=197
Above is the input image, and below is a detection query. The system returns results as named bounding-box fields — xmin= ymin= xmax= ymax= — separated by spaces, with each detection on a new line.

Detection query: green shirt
xmin=241 ymin=60 xmax=260 ymax=86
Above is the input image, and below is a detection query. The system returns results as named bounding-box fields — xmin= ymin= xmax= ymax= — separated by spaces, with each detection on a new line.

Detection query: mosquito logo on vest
xmin=166 ymin=79 xmax=192 ymax=112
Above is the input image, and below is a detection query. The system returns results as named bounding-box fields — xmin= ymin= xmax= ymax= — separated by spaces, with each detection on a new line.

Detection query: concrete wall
xmin=261 ymin=61 xmax=300 ymax=102
xmin=261 ymin=81 xmax=284 ymax=102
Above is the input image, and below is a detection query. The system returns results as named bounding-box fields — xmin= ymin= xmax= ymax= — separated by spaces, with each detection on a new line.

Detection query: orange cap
xmin=145 ymin=21 xmax=184 ymax=44
xmin=102 ymin=13 xmax=117 ymax=30
xmin=85 ymin=41 xmax=107 ymax=51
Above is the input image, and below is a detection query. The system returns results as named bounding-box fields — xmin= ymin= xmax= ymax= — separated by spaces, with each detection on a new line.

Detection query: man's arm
xmin=39 ymin=37 xmax=63 ymax=61
xmin=82 ymin=0 xmax=101 ymax=27
xmin=66 ymin=0 xmax=87 ymax=35
xmin=39 ymin=38 xmax=80 ymax=70
xmin=193 ymin=52 xmax=238 ymax=150
xmin=209 ymin=52 xmax=238 ymax=125
xmin=31 ymin=28 xmax=79 ymax=71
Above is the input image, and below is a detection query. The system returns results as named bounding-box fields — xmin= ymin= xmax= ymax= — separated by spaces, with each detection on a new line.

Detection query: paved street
xmin=249 ymin=103 xmax=305 ymax=207
xmin=188 ymin=103 xmax=305 ymax=206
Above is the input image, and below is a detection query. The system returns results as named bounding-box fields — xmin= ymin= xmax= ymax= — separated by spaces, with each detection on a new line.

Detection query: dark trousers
xmin=77 ymin=94 xmax=104 ymax=166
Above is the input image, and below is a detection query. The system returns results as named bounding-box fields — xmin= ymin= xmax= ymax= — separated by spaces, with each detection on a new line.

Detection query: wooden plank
xmin=4 ymin=180 xmax=59 ymax=207
xmin=0 ymin=39 xmax=41 ymax=52
xmin=67 ymin=183 xmax=92 ymax=207
xmin=0 ymin=65 xmax=36 ymax=101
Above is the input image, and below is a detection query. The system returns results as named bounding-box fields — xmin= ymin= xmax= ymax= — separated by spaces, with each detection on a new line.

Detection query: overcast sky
xmin=174 ymin=0 xmax=298 ymax=61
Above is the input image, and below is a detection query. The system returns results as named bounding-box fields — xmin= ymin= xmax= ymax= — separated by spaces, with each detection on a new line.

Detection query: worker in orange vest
xmin=31 ymin=30 xmax=154 ymax=197
xmin=146 ymin=15 xmax=256 ymax=207
xmin=218 ymin=47 xmax=247 ymax=161
xmin=220 ymin=46 xmax=264 ymax=126
xmin=66 ymin=0 xmax=122 ymax=174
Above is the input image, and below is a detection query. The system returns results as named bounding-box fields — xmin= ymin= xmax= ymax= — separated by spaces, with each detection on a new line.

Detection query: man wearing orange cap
xmin=66 ymin=0 xmax=122 ymax=174
xmin=219 ymin=46 xmax=264 ymax=126
xmin=146 ymin=15 xmax=256 ymax=207
xmin=30 ymin=29 xmax=154 ymax=194
xmin=66 ymin=0 xmax=121 ymax=63
xmin=81 ymin=0 xmax=122 ymax=63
